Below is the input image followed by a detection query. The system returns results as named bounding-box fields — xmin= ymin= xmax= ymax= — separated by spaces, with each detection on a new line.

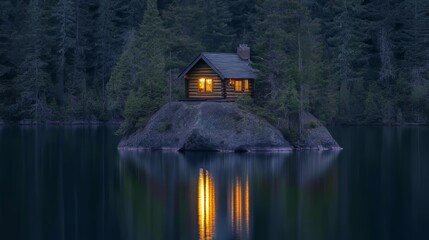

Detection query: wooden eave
xmin=178 ymin=54 xmax=226 ymax=80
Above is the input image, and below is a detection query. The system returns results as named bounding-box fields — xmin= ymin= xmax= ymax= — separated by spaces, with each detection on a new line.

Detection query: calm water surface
xmin=0 ymin=126 xmax=428 ymax=240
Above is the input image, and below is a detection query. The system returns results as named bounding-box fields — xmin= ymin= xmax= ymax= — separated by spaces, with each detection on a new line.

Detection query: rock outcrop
xmin=118 ymin=102 xmax=292 ymax=152
xmin=294 ymin=112 xmax=342 ymax=150
xmin=118 ymin=101 xmax=342 ymax=152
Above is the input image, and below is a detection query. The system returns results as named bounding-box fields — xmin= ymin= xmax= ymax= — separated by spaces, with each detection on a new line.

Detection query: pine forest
xmin=1 ymin=0 xmax=428 ymax=127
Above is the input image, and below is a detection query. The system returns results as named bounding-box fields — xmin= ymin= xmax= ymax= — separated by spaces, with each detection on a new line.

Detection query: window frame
xmin=243 ymin=79 xmax=249 ymax=92
xmin=231 ymin=79 xmax=250 ymax=92
xmin=234 ymin=80 xmax=242 ymax=92
xmin=198 ymin=78 xmax=213 ymax=93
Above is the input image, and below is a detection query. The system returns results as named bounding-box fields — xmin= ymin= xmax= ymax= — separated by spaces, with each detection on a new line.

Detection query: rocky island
xmin=118 ymin=102 xmax=341 ymax=152
xmin=118 ymin=45 xmax=341 ymax=152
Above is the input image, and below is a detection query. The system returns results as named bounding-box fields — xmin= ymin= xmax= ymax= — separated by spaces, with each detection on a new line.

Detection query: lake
xmin=0 ymin=126 xmax=428 ymax=239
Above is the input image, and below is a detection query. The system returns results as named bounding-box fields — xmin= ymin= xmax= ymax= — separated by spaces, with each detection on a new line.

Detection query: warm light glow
xmin=198 ymin=169 xmax=216 ymax=240
xmin=199 ymin=78 xmax=205 ymax=92
xmin=244 ymin=80 xmax=249 ymax=92
xmin=206 ymin=79 xmax=213 ymax=92
xmin=230 ymin=177 xmax=250 ymax=238
xmin=234 ymin=80 xmax=242 ymax=92
xmin=198 ymin=78 xmax=213 ymax=93
xmin=245 ymin=178 xmax=249 ymax=236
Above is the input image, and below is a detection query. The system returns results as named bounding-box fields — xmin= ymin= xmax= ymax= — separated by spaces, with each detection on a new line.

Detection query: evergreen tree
xmin=163 ymin=0 xmax=204 ymax=69
xmin=365 ymin=82 xmax=383 ymax=123
xmin=363 ymin=0 xmax=398 ymax=123
xmin=203 ymin=0 xmax=234 ymax=51
xmin=53 ymin=0 xmax=76 ymax=107
xmin=319 ymin=0 xmax=369 ymax=123
xmin=107 ymin=31 xmax=139 ymax=118
xmin=92 ymin=0 xmax=131 ymax=115
xmin=0 ymin=0 xmax=13 ymax=78
xmin=163 ymin=0 xmax=209 ymax=102
xmin=400 ymin=0 xmax=429 ymax=122
xmin=251 ymin=0 xmax=307 ymax=137
xmin=15 ymin=0 xmax=52 ymax=120
xmin=128 ymin=0 xmax=146 ymax=28
xmin=252 ymin=0 xmax=292 ymax=102
xmin=95 ymin=0 xmax=115 ymax=112
xmin=303 ymin=0 xmax=338 ymax=123
xmin=69 ymin=0 xmax=89 ymax=115
xmin=113 ymin=0 xmax=168 ymax=134
xmin=229 ymin=0 xmax=256 ymax=45
xmin=63 ymin=0 xmax=94 ymax=118
xmin=0 ymin=0 xmax=17 ymax=119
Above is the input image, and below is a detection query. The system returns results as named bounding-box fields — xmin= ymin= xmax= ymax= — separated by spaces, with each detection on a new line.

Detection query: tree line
xmin=0 ymin=0 xmax=428 ymax=127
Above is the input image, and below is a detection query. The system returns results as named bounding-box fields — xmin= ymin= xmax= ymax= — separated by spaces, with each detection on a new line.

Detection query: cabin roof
xmin=178 ymin=52 xmax=258 ymax=79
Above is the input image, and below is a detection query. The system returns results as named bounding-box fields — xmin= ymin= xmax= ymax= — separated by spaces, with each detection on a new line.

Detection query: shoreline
xmin=0 ymin=120 xmax=121 ymax=126
xmin=327 ymin=122 xmax=429 ymax=127
xmin=1 ymin=119 xmax=428 ymax=127
xmin=117 ymin=146 xmax=342 ymax=152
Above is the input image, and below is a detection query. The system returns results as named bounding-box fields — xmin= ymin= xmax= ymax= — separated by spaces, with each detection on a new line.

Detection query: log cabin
xmin=178 ymin=44 xmax=257 ymax=100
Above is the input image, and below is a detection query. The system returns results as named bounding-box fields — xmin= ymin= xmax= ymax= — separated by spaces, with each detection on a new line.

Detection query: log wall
xmin=185 ymin=60 xmax=254 ymax=100
xmin=225 ymin=79 xmax=254 ymax=99
xmin=186 ymin=60 xmax=223 ymax=99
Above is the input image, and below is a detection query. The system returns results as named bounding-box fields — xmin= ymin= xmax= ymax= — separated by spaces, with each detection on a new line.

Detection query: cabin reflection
xmin=198 ymin=169 xmax=216 ymax=240
xmin=229 ymin=177 xmax=250 ymax=239
xmin=198 ymin=169 xmax=251 ymax=240
xmin=118 ymin=151 xmax=339 ymax=239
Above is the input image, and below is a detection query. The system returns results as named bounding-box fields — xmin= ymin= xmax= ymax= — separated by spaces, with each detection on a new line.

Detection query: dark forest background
xmin=0 ymin=0 xmax=428 ymax=126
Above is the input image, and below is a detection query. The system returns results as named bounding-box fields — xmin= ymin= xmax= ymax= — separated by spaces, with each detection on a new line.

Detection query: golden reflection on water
xmin=230 ymin=177 xmax=250 ymax=238
xmin=198 ymin=169 xmax=216 ymax=240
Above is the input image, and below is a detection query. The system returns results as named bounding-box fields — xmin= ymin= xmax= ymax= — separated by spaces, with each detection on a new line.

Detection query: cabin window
xmin=199 ymin=78 xmax=213 ymax=93
xmin=234 ymin=80 xmax=242 ymax=92
xmin=244 ymin=80 xmax=249 ymax=92
xmin=230 ymin=79 xmax=250 ymax=92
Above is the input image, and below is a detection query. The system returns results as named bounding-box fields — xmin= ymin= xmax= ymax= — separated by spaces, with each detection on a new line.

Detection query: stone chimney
xmin=237 ymin=44 xmax=250 ymax=60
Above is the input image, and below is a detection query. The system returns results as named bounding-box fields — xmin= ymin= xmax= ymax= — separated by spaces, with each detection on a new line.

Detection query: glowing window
xmin=244 ymin=80 xmax=249 ymax=92
xmin=234 ymin=80 xmax=242 ymax=92
xmin=199 ymin=78 xmax=205 ymax=92
xmin=198 ymin=78 xmax=213 ymax=93
xmin=206 ymin=79 xmax=213 ymax=92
